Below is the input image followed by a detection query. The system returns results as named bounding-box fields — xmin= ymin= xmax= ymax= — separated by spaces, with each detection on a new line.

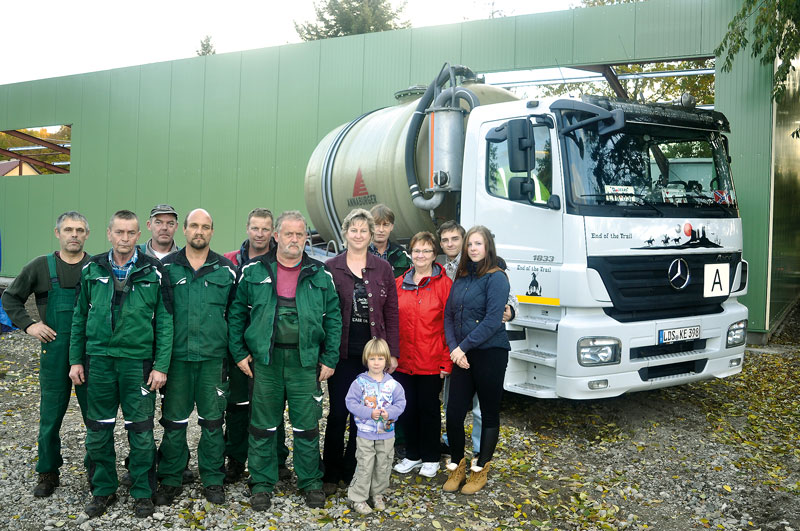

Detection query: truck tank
xmin=304 ymin=78 xmax=518 ymax=247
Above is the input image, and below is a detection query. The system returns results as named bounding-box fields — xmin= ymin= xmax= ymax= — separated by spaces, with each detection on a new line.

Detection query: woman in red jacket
xmin=392 ymin=231 xmax=453 ymax=478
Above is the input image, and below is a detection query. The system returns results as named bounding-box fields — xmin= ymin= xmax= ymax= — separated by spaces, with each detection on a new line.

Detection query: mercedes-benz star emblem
xmin=668 ymin=258 xmax=691 ymax=290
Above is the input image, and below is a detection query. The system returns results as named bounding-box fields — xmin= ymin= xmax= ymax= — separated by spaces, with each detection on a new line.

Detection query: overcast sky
xmin=1 ymin=0 xmax=578 ymax=85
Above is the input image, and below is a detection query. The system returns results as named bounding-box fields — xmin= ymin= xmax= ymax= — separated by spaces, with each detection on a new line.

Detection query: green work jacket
xmin=162 ymin=249 xmax=236 ymax=362
xmin=228 ymin=249 xmax=342 ymax=369
xmin=69 ymin=251 xmax=173 ymax=374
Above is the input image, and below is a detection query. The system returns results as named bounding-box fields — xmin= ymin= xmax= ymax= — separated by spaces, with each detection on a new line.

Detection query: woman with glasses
xmin=442 ymin=226 xmax=510 ymax=495
xmin=392 ymin=231 xmax=453 ymax=478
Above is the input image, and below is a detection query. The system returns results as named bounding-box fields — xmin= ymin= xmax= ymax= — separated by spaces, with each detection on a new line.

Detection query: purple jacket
xmin=325 ymin=251 xmax=400 ymax=359
xmin=345 ymin=371 xmax=406 ymax=440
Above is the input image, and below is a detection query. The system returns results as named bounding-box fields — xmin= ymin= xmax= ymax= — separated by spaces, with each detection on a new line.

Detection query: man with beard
xmin=228 ymin=210 xmax=341 ymax=511
xmin=155 ymin=209 xmax=236 ymax=506
xmin=1 ymin=211 xmax=91 ymax=497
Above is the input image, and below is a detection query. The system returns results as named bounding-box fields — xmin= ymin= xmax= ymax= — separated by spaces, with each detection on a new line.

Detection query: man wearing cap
xmin=140 ymin=204 xmax=181 ymax=259
xmin=1 ymin=211 xmax=91 ymax=497
xmin=155 ymin=209 xmax=236 ymax=506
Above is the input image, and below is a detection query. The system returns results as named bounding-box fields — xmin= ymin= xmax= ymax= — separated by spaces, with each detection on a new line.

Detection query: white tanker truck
xmin=304 ymin=64 xmax=748 ymax=399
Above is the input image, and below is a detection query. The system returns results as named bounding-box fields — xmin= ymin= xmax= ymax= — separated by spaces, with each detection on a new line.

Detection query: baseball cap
xmin=150 ymin=204 xmax=178 ymax=218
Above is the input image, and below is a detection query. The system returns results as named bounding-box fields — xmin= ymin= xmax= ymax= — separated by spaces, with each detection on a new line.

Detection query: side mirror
xmin=547 ymin=194 xmax=561 ymax=210
xmin=508 ymin=176 xmax=534 ymax=201
xmin=507 ymin=119 xmax=535 ymax=173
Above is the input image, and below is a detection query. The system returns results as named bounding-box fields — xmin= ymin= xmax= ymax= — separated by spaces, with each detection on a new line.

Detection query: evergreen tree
xmin=295 ymin=0 xmax=410 ymax=41
xmin=197 ymin=36 xmax=216 ymax=56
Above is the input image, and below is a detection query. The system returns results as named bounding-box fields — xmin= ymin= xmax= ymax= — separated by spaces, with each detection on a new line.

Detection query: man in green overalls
xmin=155 ymin=209 xmax=235 ymax=506
xmin=69 ymin=210 xmax=173 ymax=519
xmin=228 ymin=210 xmax=341 ymax=511
xmin=1 ymin=211 xmax=91 ymax=497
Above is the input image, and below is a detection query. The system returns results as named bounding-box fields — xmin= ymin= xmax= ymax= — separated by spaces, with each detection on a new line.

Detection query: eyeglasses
xmin=411 ymin=249 xmax=435 ymax=255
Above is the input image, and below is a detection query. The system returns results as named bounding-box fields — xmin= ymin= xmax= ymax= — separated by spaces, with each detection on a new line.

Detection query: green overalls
xmin=248 ymin=297 xmax=324 ymax=493
xmin=36 ymin=253 xmax=89 ymax=474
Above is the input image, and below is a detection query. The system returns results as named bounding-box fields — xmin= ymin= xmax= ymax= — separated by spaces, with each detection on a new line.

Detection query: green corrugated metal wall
xmin=0 ymin=0 xmax=782 ymax=333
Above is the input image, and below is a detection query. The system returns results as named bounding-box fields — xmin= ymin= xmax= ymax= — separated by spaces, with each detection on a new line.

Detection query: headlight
xmin=726 ymin=319 xmax=747 ymax=348
xmin=577 ymin=337 xmax=621 ymax=366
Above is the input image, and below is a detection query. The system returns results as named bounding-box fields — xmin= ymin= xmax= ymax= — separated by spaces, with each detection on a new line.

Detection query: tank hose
xmin=405 ymin=63 xmax=477 ymax=211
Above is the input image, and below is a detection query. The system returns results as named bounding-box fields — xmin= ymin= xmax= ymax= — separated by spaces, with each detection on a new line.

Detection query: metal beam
xmin=0 ymin=148 xmax=68 ymax=174
xmin=575 ymin=65 xmax=628 ymax=99
xmin=1 ymin=130 xmax=71 ymax=154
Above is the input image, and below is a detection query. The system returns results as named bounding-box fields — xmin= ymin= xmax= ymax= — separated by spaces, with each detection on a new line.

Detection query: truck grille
xmin=587 ymin=253 xmax=740 ymax=323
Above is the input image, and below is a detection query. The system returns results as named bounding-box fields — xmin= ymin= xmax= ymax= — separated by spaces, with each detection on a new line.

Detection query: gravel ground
xmin=0 ymin=303 xmax=798 ymax=530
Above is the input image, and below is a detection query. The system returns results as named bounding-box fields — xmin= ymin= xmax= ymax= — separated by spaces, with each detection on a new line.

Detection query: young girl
xmin=344 ymin=338 xmax=406 ymax=514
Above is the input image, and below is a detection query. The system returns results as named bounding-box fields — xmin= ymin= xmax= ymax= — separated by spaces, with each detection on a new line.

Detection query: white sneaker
xmin=419 ymin=462 xmax=440 ymax=478
xmin=352 ymin=500 xmax=372 ymax=514
xmin=371 ymin=494 xmax=386 ymax=511
xmin=393 ymin=458 xmax=422 ymax=474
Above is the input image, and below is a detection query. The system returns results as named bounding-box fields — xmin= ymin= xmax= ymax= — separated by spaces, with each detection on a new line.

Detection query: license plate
xmin=658 ymin=325 xmax=700 ymax=344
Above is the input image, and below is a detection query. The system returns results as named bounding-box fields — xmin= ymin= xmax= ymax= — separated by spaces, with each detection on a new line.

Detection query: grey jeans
xmin=347 ymin=436 xmax=395 ymax=502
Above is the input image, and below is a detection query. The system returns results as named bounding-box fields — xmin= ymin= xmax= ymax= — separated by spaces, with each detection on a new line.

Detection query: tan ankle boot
xmin=461 ymin=461 xmax=491 ymax=495
xmin=442 ymin=458 xmax=467 ymax=492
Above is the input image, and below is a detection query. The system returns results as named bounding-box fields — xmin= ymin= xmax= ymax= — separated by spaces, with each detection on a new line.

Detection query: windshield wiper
xmin=580 ymin=193 xmax=664 ymax=217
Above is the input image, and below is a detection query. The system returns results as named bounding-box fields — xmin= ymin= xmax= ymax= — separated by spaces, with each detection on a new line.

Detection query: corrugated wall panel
xmin=362 ymin=29 xmax=412 ymax=110
xmin=235 ymin=48 xmax=280 ymax=232
xmin=52 ymin=76 xmax=83 ymax=226
xmin=701 ymin=0 xmax=741 ymax=56
xmin=318 ymin=35 xmax=366 ymax=141
xmin=77 ymin=71 xmax=111 ymax=247
xmin=409 ymin=25 xmax=462 ymax=83
xmin=200 ymin=54 xmax=242 ymax=247
xmin=460 ymin=17 xmax=516 ymax=73
xmin=715 ymin=49 xmax=774 ymax=332
xmin=2 ymin=175 xmax=30 ymax=273
xmin=0 ymin=85 xmax=7 ymax=271
xmin=6 ymin=82 xmax=31 ymax=130
xmin=573 ymin=3 xmax=636 ymax=65
xmin=768 ymin=59 xmax=800 ymax=326
xmin=515 ymin=11 xmax=574 ymax=70
xmin=135 ymin=62 xmax=172 ymax=218
xmin=25 ymin=81 xmax=57 ymax=260
xmin=107 ymin=67 xmax=141 ymax=215
xmin=168 ymin=58 xmax=206 ymax=217
xmin=634 ymin=0 xmax=704 ymax=61
xmin=274 ymin=42 xmax=321 ymax=213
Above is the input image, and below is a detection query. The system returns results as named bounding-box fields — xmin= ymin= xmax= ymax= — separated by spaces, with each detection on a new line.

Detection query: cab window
xmin=486 ymin=124 xmax=552 ymax=205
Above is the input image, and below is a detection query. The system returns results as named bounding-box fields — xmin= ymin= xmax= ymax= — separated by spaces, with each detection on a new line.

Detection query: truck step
xmin=510 ymin=348 xmax=557 ymax=367
xmin=504 ymin=381 xmax=558 ymax=399
xmin=510 ymin=316 xmax=558 ymax=331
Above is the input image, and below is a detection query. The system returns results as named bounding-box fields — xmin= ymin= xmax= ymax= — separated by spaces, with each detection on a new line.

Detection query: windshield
xmin=560 ymin=109 xmax=737 ymax=216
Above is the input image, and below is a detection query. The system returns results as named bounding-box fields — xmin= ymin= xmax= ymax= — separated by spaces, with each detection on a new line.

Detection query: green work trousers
xmin=248 ymin=347 xmax=323 ymax=493
xmin=225 ymin=356 xmax=290 ymax=467
xmin=85 ymin=356 xmax=157 ymax=499
xmin=37 ymin=270 xmax=89 ymax=474
xmin=158 ymin=359 xmax=227 ymax=488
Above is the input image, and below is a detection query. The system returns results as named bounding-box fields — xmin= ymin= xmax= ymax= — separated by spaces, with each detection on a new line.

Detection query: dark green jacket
xmin=163 ymin=249 xmax=236 ymax=362
xmin=370 ymin=241 xmax=412 ymax=278
xmin=228 ymin=249 xmax=342 ymax=369
xmin=69 ymin=252 xmax=173 ymax=373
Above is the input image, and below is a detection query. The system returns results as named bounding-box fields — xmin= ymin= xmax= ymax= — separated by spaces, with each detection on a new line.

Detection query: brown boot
xmin=461 ymin=461 xmax=491 ymax=495
xmin=442 ymin=458 xmax=467 ymax=492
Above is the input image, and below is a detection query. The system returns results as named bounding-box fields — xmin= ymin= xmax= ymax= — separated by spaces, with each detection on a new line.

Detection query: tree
xmin=196 ymin=36 xmax=216 ymax=56
xmin=295 ymin=0 xmax=410 ymax=41
xmin=715 ymin=0 xmax=799 ymax=103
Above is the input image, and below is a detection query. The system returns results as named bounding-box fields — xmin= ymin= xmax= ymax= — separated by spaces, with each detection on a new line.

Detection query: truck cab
xmin=461 ymin=95 xmax=748 ymax=398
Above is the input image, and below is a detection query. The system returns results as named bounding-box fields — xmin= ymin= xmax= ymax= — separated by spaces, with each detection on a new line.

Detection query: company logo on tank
xmin=348 ymin=168 xmax=377 ymax=207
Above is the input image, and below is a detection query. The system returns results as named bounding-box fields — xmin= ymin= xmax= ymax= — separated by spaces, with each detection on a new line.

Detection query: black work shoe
xmin=134 ymin=497 xmax=155 ymax=518
xmin=440 ymin=441 xmax=451 ymax=456
xmin=85 ymin=494 xmax=117 ymax=518
xmin=321 ymin=482 xmax=339 ymax=496
xmin=33 ymin=472 xmax=59 ymax=497
xmin=224 ymin=458 xmax=246 ymax=484
xmin=278 ymin=464 xmax=292 ymax=481
xmin=204 ymin=484 xmax=225 ymax=504
xmin=154 ymin=484 xmax=182 ymax=506
xmin=304 ymin=489 xmax=326 ymax=508
xmin=182 ymin=467 xmax=195 ymax=484
xmin=251 ymin=491 xmax=271 ymax=511
xmin=119 ymin=471 xmax=133 ymax=487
